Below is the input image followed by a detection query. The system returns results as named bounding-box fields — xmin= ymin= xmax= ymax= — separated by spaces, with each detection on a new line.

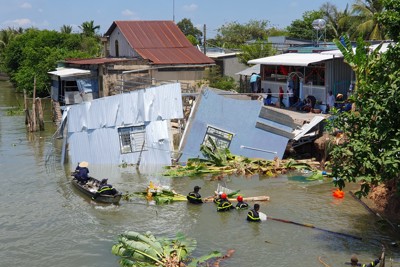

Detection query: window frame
xmin=202 ymin=126 xmax=234 ymax=151
xmin=118 ymin=125 xmax=146 ymax=154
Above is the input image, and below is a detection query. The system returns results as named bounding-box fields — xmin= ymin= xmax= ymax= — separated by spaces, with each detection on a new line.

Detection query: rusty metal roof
xmin=105 ymin=20 xmax=214 ymax=65
xmin=65 ymin=57 xmax=133 ymax=65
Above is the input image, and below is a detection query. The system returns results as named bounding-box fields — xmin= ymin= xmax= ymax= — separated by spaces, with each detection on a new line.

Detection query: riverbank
xmin=0 ymin=72 xmax=9 ymax=81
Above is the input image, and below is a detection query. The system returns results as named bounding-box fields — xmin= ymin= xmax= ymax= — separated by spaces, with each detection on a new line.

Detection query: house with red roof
xmin=49 ymin=20 xmax=214 ymax=108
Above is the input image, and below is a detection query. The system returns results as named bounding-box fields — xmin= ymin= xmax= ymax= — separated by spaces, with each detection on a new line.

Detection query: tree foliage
xmin=286 ymin=10 xmax=326 ymax=40
xmin=79 ymin=20 xmax=100 ymax=37
xmin=350 ymin=0 xmax=386 ymax=40
xmin=1 ymin=29 xmax=98 ymax=96
xmin=204 ymin=66 xmax=237 ymax=91
xmin=238 ymin=40 xmax=276 ymax=65
xmin=214 ymin=20 xmax=269 ymax=48
xmin=377 ymin=0 xmax=400 ymax=41
xmin=176 ymin=18 xmax=203 ymax=42
xmin=330 ymin=35 xmax=400 ymax=197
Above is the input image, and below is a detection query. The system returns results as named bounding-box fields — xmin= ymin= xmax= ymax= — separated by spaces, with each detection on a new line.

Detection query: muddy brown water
xmin=1 ymin=80 xmax=400 ymax=267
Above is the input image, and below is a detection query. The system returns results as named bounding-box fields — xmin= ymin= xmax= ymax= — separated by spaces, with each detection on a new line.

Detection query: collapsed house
xmin=178 ymin=88 xmax=326 ymax=163
xmin=59 ymin=83 xmax=183 ymax=168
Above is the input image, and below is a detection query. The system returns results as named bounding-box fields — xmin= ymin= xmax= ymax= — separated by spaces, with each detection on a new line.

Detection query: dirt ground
xmin=366 ymin=181 xmax=400 ymax=224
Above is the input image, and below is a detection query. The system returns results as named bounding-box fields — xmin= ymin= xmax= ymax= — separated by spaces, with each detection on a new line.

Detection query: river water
xmin=1 ymin=80 xmax=399 ymax=267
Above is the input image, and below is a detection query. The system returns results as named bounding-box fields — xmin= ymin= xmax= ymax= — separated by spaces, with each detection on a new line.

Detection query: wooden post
xmin=36 ymin=98 xmax=45 ymax=131
xmin=31 ymin=76 xmax=37 ymax=132
xmin=24 ymin=89 xmax=29 ymax=126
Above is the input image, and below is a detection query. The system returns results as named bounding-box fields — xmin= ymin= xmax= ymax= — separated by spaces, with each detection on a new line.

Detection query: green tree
xmin=205 ymin=66 xmax=237 ymax=91
xmin=214 ymin=20 xmax=269 ymax=48
xmin=350 ymin=0 xmax=386 ymax=40
xmin=238 ymin=40 xmax=276 ymax=65
xmin=377 ymin=0 xmax=400 ymax=41
xmin=79 ymin=20 xmax=100 ymax=37
xmin=2 ymin=29 xmax=97 ymax=96
xmin=176 ymin=18 xmax=203 ymax=42
xmin=331 ymin=35 xmax=400 ymax=197
xmin=60 ymin=25 xmax=73 ymax=34
xmin=286 ymin=10 xmax=325 ymax=40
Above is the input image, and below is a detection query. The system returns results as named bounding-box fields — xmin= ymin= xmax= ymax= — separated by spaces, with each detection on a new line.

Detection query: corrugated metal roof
xmin=248 ymin=53 xmax=334 ymax=66
xmin=48 ymin=68 xmax=90 ymax=77
xmin=65 ymin=58 xmax=133 ymax=65
xmin=105 ymin=20 xmax=214 ymax=65
xmin=235 ymin=64 xmax=260 ymax=76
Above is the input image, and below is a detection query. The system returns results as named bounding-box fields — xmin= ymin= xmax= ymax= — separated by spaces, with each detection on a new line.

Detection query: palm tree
xmin=350 ymin=0 xmax=386 ymax=40
xmin=320 ymin=2 xmax=353 ymax=39
xmin=60 ymin=25 xmax=73 ymax=34
xmin=79 ymin=20 xmax=100 ymax=37
xmin=0 ymin=27 xmax=17 ymax=52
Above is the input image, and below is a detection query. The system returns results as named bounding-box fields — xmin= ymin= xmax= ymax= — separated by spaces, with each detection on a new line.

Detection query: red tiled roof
xmin=105 ymin=20 xmax=214 ymax=65
xmin=65 ymin=58 xmax=132 ymax=65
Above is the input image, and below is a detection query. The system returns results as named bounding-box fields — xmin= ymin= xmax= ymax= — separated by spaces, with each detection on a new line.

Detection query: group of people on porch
xmin=258 ymin=85 xmax=351 ymax=114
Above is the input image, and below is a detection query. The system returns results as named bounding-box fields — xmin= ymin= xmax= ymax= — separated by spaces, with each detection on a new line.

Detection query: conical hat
xmin=79 ymin=161 xmax=89 ymax=168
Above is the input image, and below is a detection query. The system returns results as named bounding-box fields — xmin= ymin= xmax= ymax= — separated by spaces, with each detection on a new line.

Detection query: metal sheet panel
xmin=179 ymin=88 xmax=289 ymax=162
xmin=67 ymin=83 xmax=183 ymax=166
xmin=248 ymin=53 xmax=334 ymax=66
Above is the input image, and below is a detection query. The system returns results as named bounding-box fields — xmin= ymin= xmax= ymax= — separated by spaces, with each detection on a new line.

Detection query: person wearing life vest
xmin=350 ymin=254 xmax=381 ymax=267
xmin=213 ymin=191 xmax=224 ymax=205
xmin=92 ymin=179 xmax=116 ymax=199
xmin=187 ymin=186 xmax=203 ymax=204
xmin=247 ymin=203 xmax=261 ymax=222
xmin=217 ymin=193 xmax=234 ymax=212
xmin=236 ymin=195 xmax=249 ymax=210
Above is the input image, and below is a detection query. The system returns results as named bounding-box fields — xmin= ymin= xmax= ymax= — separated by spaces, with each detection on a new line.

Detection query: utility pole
xmin=203 ymin=24 xmax=206 ymax=54
xmin=173 ymin=0 xmax=175 ymax=22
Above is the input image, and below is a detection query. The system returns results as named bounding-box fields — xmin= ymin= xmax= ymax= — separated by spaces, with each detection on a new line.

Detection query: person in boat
xmin=350 ymin=254 xmax=381 ymax=267
xmin=73 ymin=161 xmax=90 ymax=184
xmin=247 ymin=203 xmax=261 ymax=222
xmin=235 ymin=195 xmax=249 ymax=210
xmin=187 ymin=186 xmax=203 ymax=204
xmin=92 ymin=178 xmax=117 ymax=199
xmin=217 ymin=193 xmax=234 ymax=212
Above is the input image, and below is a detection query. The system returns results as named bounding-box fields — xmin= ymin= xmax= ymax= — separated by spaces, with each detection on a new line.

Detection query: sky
xmin=0 ymin=0 xmax=352 ymax=38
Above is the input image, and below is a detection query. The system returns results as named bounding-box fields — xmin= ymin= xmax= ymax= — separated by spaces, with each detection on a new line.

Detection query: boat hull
xmin=71 ymin=177 xmax=122 ymax=204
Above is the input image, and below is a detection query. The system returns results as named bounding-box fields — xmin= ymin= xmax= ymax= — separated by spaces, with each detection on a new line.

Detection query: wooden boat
xmin=71 ymin=177 xmax=122 ymax=204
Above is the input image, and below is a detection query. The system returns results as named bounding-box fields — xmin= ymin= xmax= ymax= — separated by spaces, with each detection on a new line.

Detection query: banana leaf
xmin=118 ymin=258 xmax=136 ymax=267
xmin=187 ymin=251 xmax=222 ymax=267
xmin=123 ymin=231 xmax=163 ymax=255
xmin=306 ymin=171 xmax=324 ymax=181
xmin=120 ymin=237 xmax=161 ymax=262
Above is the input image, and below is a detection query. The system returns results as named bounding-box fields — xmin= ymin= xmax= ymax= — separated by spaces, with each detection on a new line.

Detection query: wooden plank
xmin=256 ymin=121 xmax=295 ymax=139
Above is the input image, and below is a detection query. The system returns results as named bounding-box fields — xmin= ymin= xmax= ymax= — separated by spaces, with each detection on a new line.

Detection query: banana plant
xmin=112 ymin=231 xmax=222 ymax=267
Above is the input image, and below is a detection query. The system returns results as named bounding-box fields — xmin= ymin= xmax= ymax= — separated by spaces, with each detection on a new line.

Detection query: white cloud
xmin=5 ymin=18 xmax=32 ymax=27
xmin=183 ymin=4 xmax=198 ymax=12
xmin=20 ymin=2 xmax=32 ymax=9
xmin=122 ymin=9 xmax=134 ymax=16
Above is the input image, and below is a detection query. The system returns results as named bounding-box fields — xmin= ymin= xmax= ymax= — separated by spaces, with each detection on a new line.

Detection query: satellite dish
xmin=312 ymin=19 xmax=326 ymax=30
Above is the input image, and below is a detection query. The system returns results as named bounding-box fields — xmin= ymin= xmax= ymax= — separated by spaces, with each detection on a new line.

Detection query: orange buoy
xmin=333 ymin=189 xmax=344 ymax=198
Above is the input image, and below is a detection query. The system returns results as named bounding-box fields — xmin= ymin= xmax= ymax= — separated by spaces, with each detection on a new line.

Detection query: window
xmin=202 ymin=126 xmax=233 ymax=150
xmin=118 ymin=126 xmax=146 ymax=154
xmin=115 ymin=40 xmax=119 ymax=57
